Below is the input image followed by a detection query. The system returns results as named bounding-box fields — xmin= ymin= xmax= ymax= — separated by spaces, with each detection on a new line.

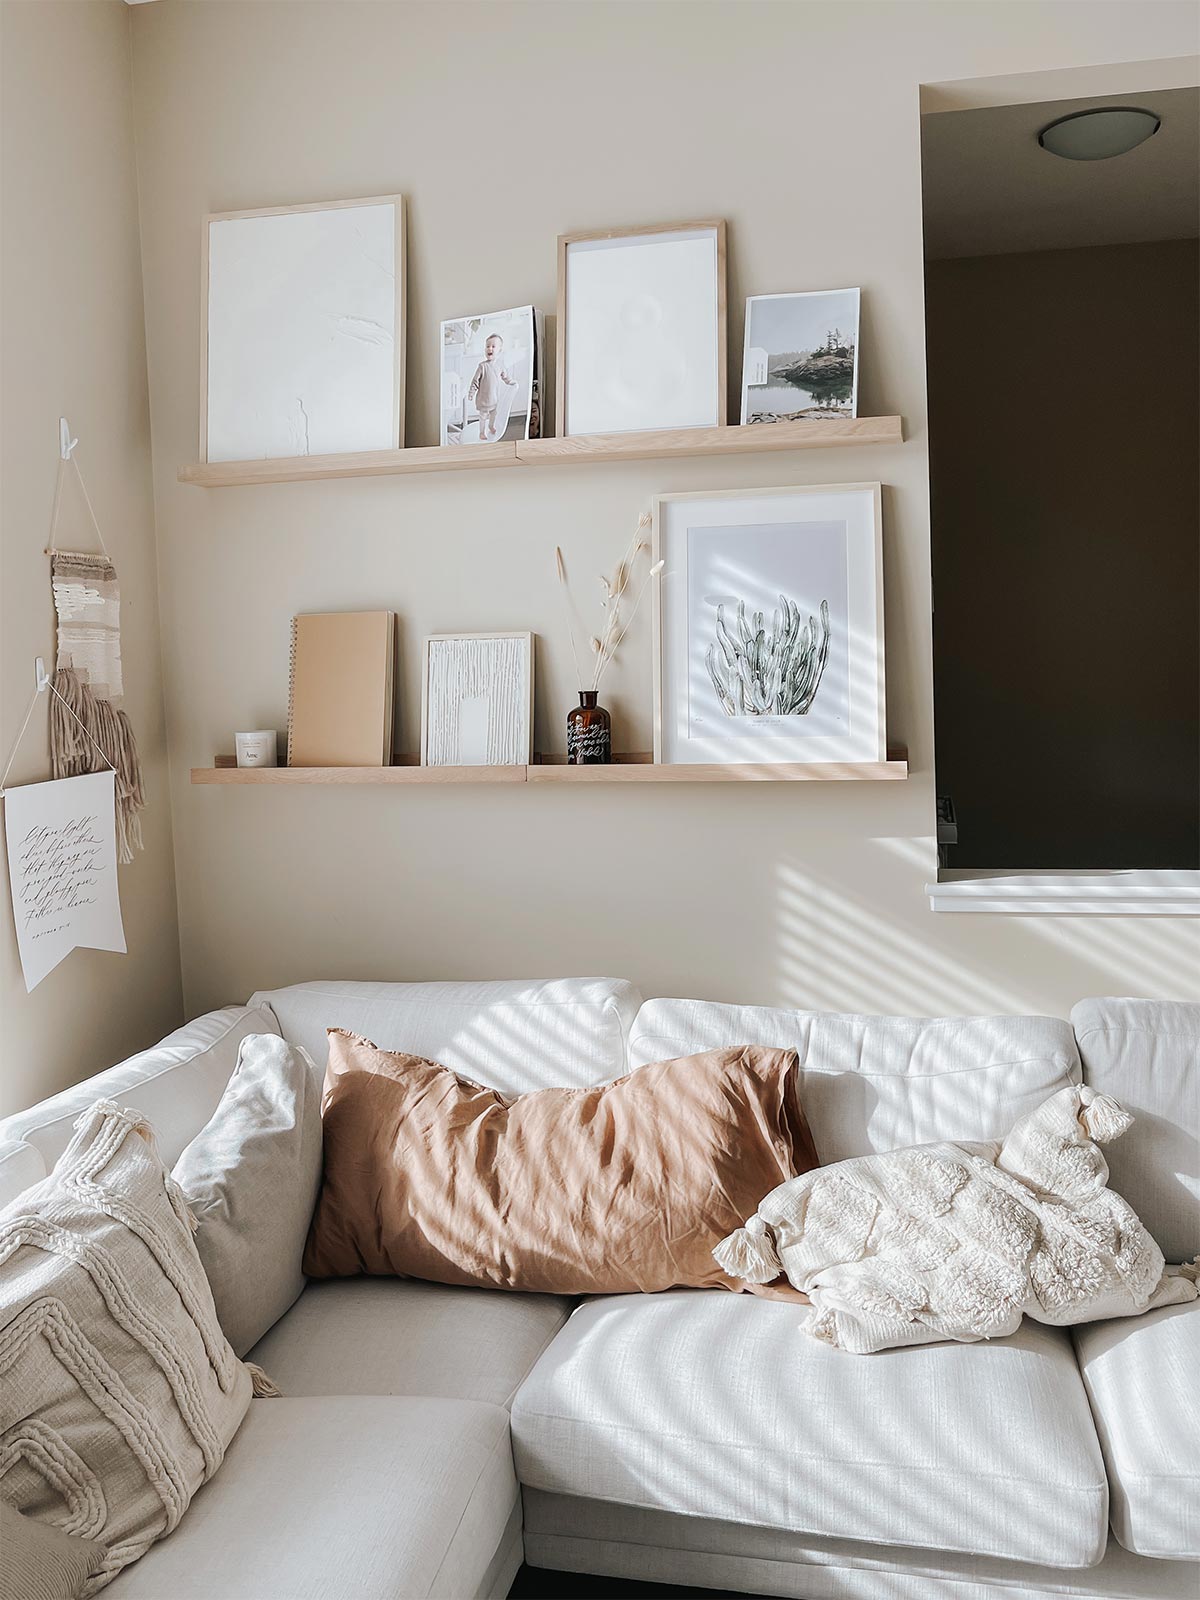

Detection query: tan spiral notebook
xmin=287 ymin=611 xmax=396 ymax=767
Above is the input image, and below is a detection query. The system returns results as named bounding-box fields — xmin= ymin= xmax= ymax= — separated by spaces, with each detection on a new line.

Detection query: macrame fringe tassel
xmin=246 ymin=1362 xmax=282 ymax=1399
xmin=1078 ymin=1086 xmax=1133 ymax=1145
xmin=712 ymin=1213 xmax=783 ymax=1284
xmin=49 ymin=668 xmax=145 ymax=864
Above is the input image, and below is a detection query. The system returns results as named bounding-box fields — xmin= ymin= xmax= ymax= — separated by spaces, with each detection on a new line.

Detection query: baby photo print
xmin=440 ymin=304 xmax=543 ymax=445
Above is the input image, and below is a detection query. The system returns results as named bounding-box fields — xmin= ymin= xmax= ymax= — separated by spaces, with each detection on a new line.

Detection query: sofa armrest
xmin=0 ymin=1003 xmax=280 ymax=1170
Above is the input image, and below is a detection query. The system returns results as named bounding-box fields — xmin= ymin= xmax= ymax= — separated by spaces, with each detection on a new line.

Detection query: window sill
xmin=925 ymin=870 xmax=1200 ymax=916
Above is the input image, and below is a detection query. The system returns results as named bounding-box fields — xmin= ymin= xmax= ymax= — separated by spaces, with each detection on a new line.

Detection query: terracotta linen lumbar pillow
xmin=303 ymin=1031 xmax=818 ymax=1294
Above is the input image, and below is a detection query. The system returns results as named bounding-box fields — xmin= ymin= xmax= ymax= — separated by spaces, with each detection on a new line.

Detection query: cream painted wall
xmin=129 ymin=1 xmax=1200 ymax=1022
xmin=0 ymin=1 xmax=182 ymax=1115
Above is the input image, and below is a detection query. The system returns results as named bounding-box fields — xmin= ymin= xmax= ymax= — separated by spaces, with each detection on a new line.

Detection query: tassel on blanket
xmin=245 ymin=1363 xmax=282 ymax=1398
xmin=713 ymin=1213 xmax=782 ymax=1283
xmin=1077 ymin=1086 xmax=1133 ymax=1145
xmin=807 ymin=1308 xmax=840 ymax=1346
xmin=49 ymin=666 xmax=145 ymax=864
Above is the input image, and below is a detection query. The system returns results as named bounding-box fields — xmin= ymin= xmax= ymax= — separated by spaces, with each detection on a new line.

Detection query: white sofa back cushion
xmin=0 ymin=1004 xmax=280 ymax=1171
xmin=1071 ymin=997 xmax=1198 ymax=1265
xmin=629 ymin=1000 xmax=1080 ymax=1162
xmin=0 ymin=1139 xmax=45 ymax=1211
xmin=249 ymin=978 xmax=642 ymax=1094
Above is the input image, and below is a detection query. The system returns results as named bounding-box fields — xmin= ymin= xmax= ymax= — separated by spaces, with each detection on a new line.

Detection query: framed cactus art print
xmin=651 ymin=484 xmax=885 ymax=765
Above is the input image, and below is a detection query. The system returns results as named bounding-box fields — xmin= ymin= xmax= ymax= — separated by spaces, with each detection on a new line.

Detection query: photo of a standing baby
xmin=439 ymin=305 xmax=543 ymax=446
xmin=469 ymin=334 xmax=517 ymax=441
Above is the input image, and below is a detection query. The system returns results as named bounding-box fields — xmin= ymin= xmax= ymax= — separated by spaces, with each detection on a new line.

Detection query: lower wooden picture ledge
xmin=194 ymin=752 xmax=908 ymax=784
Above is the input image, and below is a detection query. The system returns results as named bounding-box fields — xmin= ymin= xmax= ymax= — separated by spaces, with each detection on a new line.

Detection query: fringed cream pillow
xmin=0 ymin=1101 xmax=276 ymax=1593
xmin=715 ymin=1085 xmax=1199 ymax=1354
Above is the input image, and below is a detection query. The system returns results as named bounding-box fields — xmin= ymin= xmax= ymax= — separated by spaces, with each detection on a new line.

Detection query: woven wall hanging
xmin=46 ymin=445 xmax=145 ymax=863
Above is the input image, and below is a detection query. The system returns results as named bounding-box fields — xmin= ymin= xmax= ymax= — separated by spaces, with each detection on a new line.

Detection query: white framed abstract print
xmin=203 ymin=195 xmax=406 ymax=462
xmin=652 ymin=484 xmax=885 ymax=765
xmin=557 ymin=221 xmax=726 ymax=437
xmin=420 ymin=632 xmax=534 ymax=767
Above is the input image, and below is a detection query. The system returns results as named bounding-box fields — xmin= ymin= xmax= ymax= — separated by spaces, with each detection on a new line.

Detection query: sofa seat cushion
xmin=104 ymin=1395 xmax=518 ymax=1600
xmin=247 ymin=1278 xmax=573 ymax=1408
xmin=250 ymin=977 xmax=641 ymax=1093
xmin=629 ymin=1001 xmax=1080 ymax=1163
xmin=1074 ymin=1301 xmax=1199 ymax=1560
xmin=512 ymin=1292 xmax=1108 ymax=1569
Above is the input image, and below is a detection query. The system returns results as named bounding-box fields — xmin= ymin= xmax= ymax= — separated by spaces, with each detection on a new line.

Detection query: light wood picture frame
xmin=420 ymin=632 xmax=535 ymax=767
xmin=201 ymin=194 xmax=406 ymax=463
xmin=652 ymin=484 xmax=885 ymax=765
xmin=556 ymin=220 xmax=727 ymax=438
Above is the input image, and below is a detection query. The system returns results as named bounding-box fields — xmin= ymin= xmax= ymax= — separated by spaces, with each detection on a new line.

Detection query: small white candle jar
xmin=235 ymin=730 xmax=278 ymax=768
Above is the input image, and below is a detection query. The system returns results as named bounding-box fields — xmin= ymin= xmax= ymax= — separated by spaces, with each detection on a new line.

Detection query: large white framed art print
xmin=203 ymin=195 xmax=406 ymax=463
xmin=557 ymin=221 xmax=726 ymax=437
xmin=652 ymin=484 xmax=885 ymax=765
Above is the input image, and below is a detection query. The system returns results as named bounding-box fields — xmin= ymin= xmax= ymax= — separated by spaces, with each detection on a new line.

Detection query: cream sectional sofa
xmin=0 ymin=980 xmax=1196 ymax=1600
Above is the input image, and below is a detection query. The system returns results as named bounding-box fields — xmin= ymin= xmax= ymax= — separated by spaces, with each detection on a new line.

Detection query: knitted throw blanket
xmin=714 ymin=1085 xmax=1198 ymax=1353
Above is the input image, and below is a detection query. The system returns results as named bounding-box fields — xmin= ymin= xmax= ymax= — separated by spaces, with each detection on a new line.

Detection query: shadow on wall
xmin=776 ymin=838 xmax=1200 ymax=1015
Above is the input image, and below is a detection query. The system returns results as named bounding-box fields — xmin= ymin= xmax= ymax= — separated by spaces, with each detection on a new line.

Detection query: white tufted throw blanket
xmin=715 ymin=1085 xmax=1199 ymax=1353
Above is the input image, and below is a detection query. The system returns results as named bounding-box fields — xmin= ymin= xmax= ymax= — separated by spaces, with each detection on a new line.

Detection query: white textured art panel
xmin=564 ymin=231 xmax=720 ymax=435
xmin=206 ymin=201 xmax=400 ymax=462
xmin=424 ymin=636 xmax=531 ymax=766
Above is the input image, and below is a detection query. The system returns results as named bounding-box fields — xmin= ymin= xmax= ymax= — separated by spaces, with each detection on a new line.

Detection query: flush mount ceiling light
xmin=1038 ymin=106 xmax=1161 ymax=161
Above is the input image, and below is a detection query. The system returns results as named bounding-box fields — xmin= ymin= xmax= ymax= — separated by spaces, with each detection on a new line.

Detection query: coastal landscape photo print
xmin=440 ymin=305 xmax=542 ymax=445
xmin=740 ymin=288 xmax=860 ymax=424
xmin=652 ymin=484 xmax=885 ymax=766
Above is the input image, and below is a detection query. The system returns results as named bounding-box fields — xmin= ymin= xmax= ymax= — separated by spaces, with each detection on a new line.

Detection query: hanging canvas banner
xmin=3 ymin=771 xmax=126 ymax=992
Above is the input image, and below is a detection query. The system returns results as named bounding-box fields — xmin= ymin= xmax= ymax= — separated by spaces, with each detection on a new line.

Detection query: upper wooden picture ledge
xmin=179 ymin=415 xmax=904 ymax=488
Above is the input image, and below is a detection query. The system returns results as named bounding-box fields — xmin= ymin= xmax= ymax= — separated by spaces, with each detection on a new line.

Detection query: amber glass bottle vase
xmin=566 ymin=690 xmax=612 ymax=764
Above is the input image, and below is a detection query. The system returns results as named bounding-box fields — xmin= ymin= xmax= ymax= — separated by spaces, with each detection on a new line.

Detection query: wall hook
xmin=35 ymin=657 xmax=50 ymax=693
xmin=59 ymin=417 xmax=78 ymax=461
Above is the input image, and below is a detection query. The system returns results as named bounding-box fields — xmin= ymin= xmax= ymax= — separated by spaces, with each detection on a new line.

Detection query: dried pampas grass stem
xmin=554 ymin=511 xmax=661 ymax=693
xmin=555 ymin=546 xmax=586 ymax=690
